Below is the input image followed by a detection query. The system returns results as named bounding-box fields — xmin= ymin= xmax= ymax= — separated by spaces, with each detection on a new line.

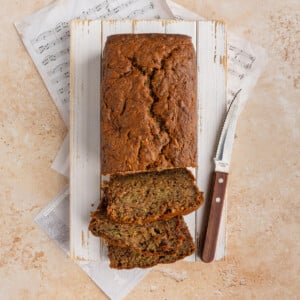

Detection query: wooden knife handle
xmin=202 ymin=171 xmax=228 ymax=263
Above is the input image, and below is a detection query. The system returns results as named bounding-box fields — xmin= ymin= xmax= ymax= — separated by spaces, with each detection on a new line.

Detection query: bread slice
xmin=104 ymin=168 xmax=203 ymax=224
xmin=108 ymin=218 xmax=195 ymax=269
xmin=89 ymin=203 xmax=185 ymax=255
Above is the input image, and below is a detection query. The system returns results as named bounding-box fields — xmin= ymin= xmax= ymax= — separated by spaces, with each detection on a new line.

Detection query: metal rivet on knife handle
xmin=202 ymin=172 xmax=228 ymax=263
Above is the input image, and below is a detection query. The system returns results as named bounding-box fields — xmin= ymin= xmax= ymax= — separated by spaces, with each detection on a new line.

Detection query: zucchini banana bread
xmin=89 ymin=203 xmax=186 ymax=255
xmin=108 ymin=217 xmax=195 ymax=269
xmin=101 ymin=33 xmax=197 ymax=175
xmin=104 ymin=168 xmax=203 ymax=224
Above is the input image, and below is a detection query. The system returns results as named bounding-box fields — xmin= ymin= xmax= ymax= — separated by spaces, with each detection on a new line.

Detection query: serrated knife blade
xmin=215 ymin=89 xmax=242 ymax=173
xmin=202 ymin=90 xmax=242 ymax=263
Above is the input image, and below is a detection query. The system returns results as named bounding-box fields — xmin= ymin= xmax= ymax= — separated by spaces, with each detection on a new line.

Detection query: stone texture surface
xmin=0 ymin=0 xmax=299 ymax=299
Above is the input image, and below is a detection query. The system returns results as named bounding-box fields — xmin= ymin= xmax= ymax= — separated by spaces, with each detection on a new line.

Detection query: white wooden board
xmin=70 ymin=19 xmax=227 ymax=262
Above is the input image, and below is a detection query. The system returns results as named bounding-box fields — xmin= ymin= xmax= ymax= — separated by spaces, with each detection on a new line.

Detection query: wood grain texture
xmin=195 ymin=20 xmax=227 ymax=261
xmin=69 ymin=19 xmax=227 ymax=262
xmin=202 ymin=171 xmax=228 ymax=262
xmin=70 ymin=20 xmax=102 ymax=261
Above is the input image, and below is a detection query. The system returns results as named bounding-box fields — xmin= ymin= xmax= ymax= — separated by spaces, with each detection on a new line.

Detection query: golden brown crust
xmin=101 ymin=34 xmax=197 ymax=175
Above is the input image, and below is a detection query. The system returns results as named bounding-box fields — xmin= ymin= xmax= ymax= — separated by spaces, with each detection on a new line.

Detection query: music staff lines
xmin=228 ymin=68 xmax=246 ymax=80
xmin=228 ymin=45 xmax=256 ymax=69
xmin=79 ymin=0 xmax=119 ymax=19
xmin=51 ymin=71 xmax=70 ymax=84
xmin=57 ymin=83 xmax=70 ymax=97
xmin=37 ymin=31 xmax=69 ymax=54
xmin=47 ymin=61 xmax=69 ymax=77
xmin=41 ymin=48 xmax=69 ymax=66
xmin=126 ymin=2 xmax=154 ymax=18
xmin=31 ymin=21 xmax=69 ymax=44
xmin=97 ymin=0 xmax=141 ymax=18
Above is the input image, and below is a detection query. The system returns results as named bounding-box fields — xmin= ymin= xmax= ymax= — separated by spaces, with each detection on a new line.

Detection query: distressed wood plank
xmin=195 ymin=21 xmax=227 ymax=261
xmin=70 ymin=20 xmax=101 ymax=261
xmin=131 ymin=19 xmax=166 ymax=33
xmin=101 ymin=19 xmax=133 ymax=51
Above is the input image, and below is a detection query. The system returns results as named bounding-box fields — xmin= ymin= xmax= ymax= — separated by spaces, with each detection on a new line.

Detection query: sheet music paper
xmin=15 ymin=0 xmax=172 ymax=126
xmin=16 ymin=0 xmax=267 ymax=299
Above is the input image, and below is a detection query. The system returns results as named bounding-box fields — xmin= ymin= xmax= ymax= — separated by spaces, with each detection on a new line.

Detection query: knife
xmin=202 ymin=89 xmax=242 ymax=263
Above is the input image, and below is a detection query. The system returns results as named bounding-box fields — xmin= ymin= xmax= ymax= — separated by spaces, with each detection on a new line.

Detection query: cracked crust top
xmin=101 ymin=34 xmax=197 ymax=175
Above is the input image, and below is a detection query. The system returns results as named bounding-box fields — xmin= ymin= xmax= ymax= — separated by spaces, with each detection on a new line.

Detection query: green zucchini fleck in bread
xmin=89 ymin=203 xmax=185 ymax=255
xmin=103 ymin=168 xmax=203 ymax=224
xmin=108 ymin=218 xmax=195 ymax=269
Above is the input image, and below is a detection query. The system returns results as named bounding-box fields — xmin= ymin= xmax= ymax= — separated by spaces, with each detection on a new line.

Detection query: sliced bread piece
xmin=89 ymin=203 xmax=184 ymax=255
xmin=108 ymin=218 xmax=195 ymax=269
xmin=104 ymin=168 xmax=203 ymax=224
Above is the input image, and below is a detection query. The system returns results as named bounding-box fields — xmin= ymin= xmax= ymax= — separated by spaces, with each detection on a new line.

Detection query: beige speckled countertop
xmin=0 ymin=0 xmax=299 ymax=299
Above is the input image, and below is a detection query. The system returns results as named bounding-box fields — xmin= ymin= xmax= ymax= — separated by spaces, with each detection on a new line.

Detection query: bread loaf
xmin=101 ymin=34 xmax=197 ymax=175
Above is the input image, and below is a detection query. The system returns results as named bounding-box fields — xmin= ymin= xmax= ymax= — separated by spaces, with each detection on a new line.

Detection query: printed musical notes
xmin=79 ymin=0 xmax=118 ymax=19
xmin=226 ymin=43 xmax=260 ymax=104
xmin=55 ymin=22 xmax=69 ymax=33
xmin=42 ymin=54 xmax=56 ymax=65
xmin=51 ymin=71 xmax=70 ymax=84
xmin=228 ymin=44 xmax=256 ymax=70
xmin=31 ymin=30 xmax=53 ymax=44
xmin=57 ymin=83 xmax=70 ymax=96
xmin=48 ymin=62 xmax=69 ymax=76
xmin=127 ymin=3 xmax=155 ymax=18
xmin=78 ymin=0 xmax=150 ymax=19
xmin=37 ymin=30 xmax=70 ymax=54
xmin=42 ymin=49 xmax=69 ymax=66
xmin=31 ymin=21 xmax=71 ymax=108
xmin=31 ymin=22 xmax=69 ymax=45
xmin=226 ymin=42 xmax=258 ymax=104
xmin=98 ymin=0 xmax=140 ymax=18
xmin=228 ymin=68 xmax=245 ymax=80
